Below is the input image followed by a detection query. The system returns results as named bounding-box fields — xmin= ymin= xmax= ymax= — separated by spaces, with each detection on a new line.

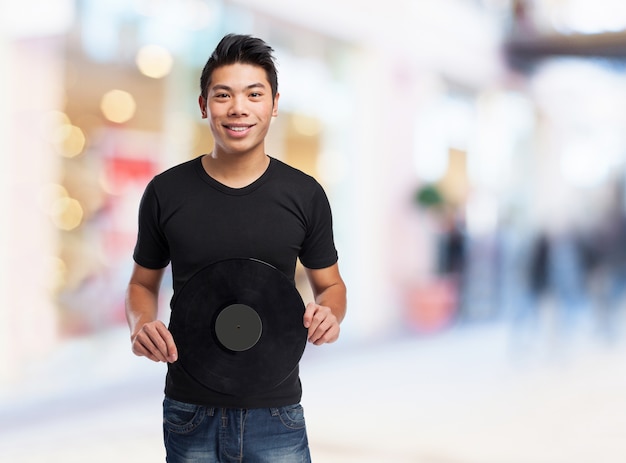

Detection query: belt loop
xmin=207 ymin=407 xmax=215 ymax=417
xmin=270 ymin=407 xmax=279 ymax=417
xmin=221 ymin=408 xmax=228 ymax=427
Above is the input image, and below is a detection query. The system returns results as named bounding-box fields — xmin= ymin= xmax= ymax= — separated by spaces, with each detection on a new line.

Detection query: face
xmin=199 ymin=63 xmax=279 ymax=157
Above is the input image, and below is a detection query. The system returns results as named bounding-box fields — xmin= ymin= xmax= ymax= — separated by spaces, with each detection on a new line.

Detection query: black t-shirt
xmin=133 ymin=155 xmax=338 ymax=407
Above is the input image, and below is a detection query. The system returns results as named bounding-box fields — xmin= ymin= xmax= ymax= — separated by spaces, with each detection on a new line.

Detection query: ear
xmin=272 ymin=92 xmax=280 ymax=117
xmin=198 ymin=95 xmax=208 ymax=119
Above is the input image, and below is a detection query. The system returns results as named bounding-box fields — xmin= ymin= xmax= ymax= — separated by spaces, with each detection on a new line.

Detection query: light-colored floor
xmin=1 ymin=317 xmax=625 ymax=463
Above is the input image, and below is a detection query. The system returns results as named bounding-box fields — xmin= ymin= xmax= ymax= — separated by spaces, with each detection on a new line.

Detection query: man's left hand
xmin=303 ymin=302 xmax=340 ymax=345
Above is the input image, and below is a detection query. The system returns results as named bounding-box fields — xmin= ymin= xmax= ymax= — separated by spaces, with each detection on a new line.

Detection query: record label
xmin=214 ymin=303 xmax=262 ymax=352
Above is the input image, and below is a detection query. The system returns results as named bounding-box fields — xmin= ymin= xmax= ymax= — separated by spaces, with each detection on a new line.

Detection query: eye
xmin=250 ymin=92 xmax=263 ymax=98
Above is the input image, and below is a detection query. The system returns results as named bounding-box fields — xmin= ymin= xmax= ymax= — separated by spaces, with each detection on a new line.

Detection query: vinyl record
xmin=169 ymin=258 xmax=307 ymax=395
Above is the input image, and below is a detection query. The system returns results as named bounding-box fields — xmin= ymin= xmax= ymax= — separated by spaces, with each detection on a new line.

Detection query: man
xmin=125 ymin=33 xmax=347 ymax=462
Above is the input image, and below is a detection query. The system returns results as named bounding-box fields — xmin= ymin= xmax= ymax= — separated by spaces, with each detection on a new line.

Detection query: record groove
xmin=169 ymin=258 xmax=307 ymax=395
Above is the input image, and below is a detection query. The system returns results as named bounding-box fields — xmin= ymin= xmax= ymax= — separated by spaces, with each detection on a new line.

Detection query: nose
xmin=228 ymin=95 xmax=248 ymax=117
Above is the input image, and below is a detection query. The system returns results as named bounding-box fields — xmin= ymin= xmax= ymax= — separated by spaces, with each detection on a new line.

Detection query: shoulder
xmin=267 ymin=159 xmax=333 ymax=217
xmin=270 ymin=157 xmax=321 ymax=191
xmin=150 ymin=156 xmax=202 ymax=192
xmin=154 ymin=156 xmax=200 ymax=182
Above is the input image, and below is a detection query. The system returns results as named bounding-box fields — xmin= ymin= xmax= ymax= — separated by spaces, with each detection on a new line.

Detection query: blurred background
xmin=2 ymin=0 xmax=626 ymax=462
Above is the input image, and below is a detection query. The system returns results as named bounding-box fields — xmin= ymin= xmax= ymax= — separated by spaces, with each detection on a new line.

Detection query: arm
xmin=303 ymin=262 xmax=347 ymax=345
xmin=125 ymin=263 xmax=178 ymax=363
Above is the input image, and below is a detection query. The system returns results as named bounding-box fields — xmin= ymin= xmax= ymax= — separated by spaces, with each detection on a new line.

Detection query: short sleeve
xmin=298 ymin=183 xmax=338 ymax=269
xmin=133 ymin=180 xmax=171 ymax=269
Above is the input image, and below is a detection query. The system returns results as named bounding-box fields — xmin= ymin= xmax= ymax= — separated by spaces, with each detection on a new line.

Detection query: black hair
xmin=200 ymin=33 xmax=278 ymax=101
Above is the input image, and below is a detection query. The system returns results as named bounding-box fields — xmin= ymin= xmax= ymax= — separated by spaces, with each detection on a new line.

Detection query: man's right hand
xmin=131 ymin=320 xmax=178 ymax=363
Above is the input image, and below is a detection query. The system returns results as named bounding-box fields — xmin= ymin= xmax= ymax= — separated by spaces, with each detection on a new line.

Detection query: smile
xmin=225 ymin=125 xmax=252 ymax=132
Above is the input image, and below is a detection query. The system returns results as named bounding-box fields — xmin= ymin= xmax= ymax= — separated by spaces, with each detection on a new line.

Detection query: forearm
xmin=125 ymin=282 xmax=160 ymax=337
xmin=125 ymin=267 xmax=176 ymax=362
xmin=125 ymin=264 xmax=165 ymax=334
xmin=303 ymin=268 xmax=346 ymax=345
xmin=314 ymin=281 xmax=347 ymax=324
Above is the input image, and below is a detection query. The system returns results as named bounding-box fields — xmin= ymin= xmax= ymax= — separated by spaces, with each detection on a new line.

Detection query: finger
xmin=132 ymin=342 xmax=161 ymax=362
xmin=136 ymin=331 xmax=169 ymax=362
xmin=134 ymin=322 xmax=174 ymax=362
xmin=311 ymin=323 xmax=340 ymax=345
xmin=132 ymin=335 xmax=166 ymax=362
xmin=308 ymin=308 xmax=339 ymax=344
xmin=306 ymin=310 xmax=325 ymax=341
xmin=304 ymin=303 xmax=340 ymax=344
xmin=142 ymin=325 xmax=172 ymax=362
xmin=307 ymin=314 xmax=325 ymax=342
xmin=309 ymin=319 xmax=330 ymax=344
xmin=155 ymin=322 xmax=178 ymax=362
xmin=303 ymin=302 xmax=317 ymax=329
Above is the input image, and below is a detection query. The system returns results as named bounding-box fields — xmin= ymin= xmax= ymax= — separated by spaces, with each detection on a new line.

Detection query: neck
xmin=202 ymin=150 xmax=270 ymax=188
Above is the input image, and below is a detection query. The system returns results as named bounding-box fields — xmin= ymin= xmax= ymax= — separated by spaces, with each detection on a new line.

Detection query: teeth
xmin=229 ymin=126 xmax=248 ymax=132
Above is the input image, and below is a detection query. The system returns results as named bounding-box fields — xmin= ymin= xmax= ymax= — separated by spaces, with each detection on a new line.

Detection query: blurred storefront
xmin=2 ymin=0 xmax=626 ymax=385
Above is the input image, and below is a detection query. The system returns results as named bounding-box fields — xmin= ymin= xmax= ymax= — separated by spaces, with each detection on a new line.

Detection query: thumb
xmin=167 ymin=342 xmax=178 ymax=363
xmin=303 ymin=302 xmax=316 ymax=328
xmin=156 ymin=322 xmax=178 ymax=362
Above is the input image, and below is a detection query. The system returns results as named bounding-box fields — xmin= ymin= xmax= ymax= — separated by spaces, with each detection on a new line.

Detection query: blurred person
xmin=549 ymin=228 xmax=591 ymax=334
xmin=585 ymin=182 xmax=626 ymax=342
xmin=438 ymin=210 xmax=466 ymax=310
xmin=125 ymin=33 xmax=347 ymax=462
xmin=528 ymin=231 xmax=550 ymax=304
xmin=508 ymin=229 xmax=551 ymax=352
xmin=514 ymin=227 xmax=589 ymax=352
xmin=438 ymin=210 xmax=466 ymax=280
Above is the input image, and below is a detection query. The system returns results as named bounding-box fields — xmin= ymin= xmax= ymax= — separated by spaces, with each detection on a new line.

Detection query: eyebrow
xmin=210 ymin=82 xmax=267 ymax=92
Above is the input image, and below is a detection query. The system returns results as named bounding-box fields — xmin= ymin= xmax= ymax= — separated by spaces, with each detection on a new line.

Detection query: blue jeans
xmin=163 ymin=397 xmax=312 ymax=462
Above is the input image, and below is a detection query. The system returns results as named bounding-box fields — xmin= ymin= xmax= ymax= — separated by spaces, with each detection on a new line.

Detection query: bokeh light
xmin=49 ymin=197 xmax=84 ymax=231
xmin=3 ymin=2 xmax=626 ymax=463
xmin=100 ymin=89 xmax=136 ymax=123
xmin=135 ymin=44 xmax=173 ymax=79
